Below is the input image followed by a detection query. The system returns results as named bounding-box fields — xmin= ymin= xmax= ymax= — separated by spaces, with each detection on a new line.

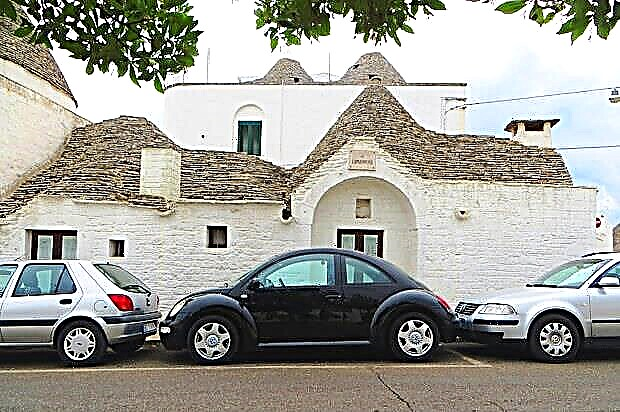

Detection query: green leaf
xmin=270 ymin=36 xmax=278 ymax=50
xmin=496 ymin=0 xmax=527 ymax=14
xmin=402 ymin=24 xmax=414 ymax=33
xmin=154 ymin=75 xmax=164 ymax=93
xmin=426 ymin=0 xmax=446 ymax=11
xmin=13 ymin=25 xmax=33 ymax=37
xmin=558 ymin=19 xmax=575 ymax=34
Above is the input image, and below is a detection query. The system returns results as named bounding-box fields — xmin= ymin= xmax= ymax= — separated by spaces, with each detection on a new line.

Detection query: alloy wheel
xmin=193 ymin=322 xmax=231 ymax=360
xmin=539 ymin=322 xmax=573 ymax=357
xmin=63 ymin=327 xmax=97 ymax=361
xmin=397 ymin=319 xmax=434 ymax=357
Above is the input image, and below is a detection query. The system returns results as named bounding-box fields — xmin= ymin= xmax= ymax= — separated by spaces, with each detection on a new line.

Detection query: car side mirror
xmin=597 ymin=276 xmax=620 ymax=287
xmin=247 ymin=278 xmax=262 ymax=291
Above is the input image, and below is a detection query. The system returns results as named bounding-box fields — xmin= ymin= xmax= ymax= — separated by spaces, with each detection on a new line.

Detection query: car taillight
xmin=108 ymin=294 xmax=134 ymax=311
xmin=436 ymin=295 xmax=451 ymax=312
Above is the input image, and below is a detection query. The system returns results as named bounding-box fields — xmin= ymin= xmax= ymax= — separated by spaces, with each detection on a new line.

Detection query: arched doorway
xmin=311 ymin=177 xmax=417 ymax=273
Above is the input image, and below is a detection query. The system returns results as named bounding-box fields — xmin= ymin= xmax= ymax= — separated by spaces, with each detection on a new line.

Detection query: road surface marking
xmin=445 ymin=349 xmax=492 ymax=367
xmin=0 ymin=363 xmax=492 ymax=374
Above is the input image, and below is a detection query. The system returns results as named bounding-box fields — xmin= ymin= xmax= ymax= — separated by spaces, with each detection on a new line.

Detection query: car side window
xmin=13 ymin=264 xmax=76 ymax=297
xmin=0 ymin=265 xmax=18 ymax=296
xmin=345 ymin=257 xmax=393 ymax=285
xmin=255 ymin=254 xmax=335 ymax=288
xmin=602 ymin=263 xmax=620 ymax=282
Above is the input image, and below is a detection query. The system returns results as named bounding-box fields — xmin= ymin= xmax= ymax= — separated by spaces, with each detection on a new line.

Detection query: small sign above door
xmin=348 ymin=150 xmax=376 ymax=171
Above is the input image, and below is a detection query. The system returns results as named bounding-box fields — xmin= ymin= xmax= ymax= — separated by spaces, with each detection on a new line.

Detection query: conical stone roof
xmin=250 ymin=58 xmax=314 ymax=85
xmin=0 ymin=16 xmax=76 ymax=105
xmin=335 ymin=52 xmax=407 ymax=85
xmin=292 ymin=85 xmax=572 ymax=188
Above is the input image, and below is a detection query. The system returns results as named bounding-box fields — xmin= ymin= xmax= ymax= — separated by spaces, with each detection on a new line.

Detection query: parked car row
xmin=0 ymin=249 xmax=618 ymax=366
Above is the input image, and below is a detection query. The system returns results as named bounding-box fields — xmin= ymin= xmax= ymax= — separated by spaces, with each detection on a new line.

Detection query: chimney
xmin=139 ymin=148 xmax=181 ymax=200
xmin=504 ymin=118 xmax=560 ymax=148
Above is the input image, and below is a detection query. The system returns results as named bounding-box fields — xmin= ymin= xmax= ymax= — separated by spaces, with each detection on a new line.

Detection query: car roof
xmin=580 ymin=252 xmax=620 ymax=260
xmin=0 ymin=260 xmax=93 ymax=265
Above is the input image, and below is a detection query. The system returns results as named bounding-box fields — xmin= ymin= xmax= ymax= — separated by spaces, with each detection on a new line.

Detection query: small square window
xmin=208 ymin=226 xmax=228 ymax=248
xmin=356 ymin=199 xmax=371 ymax=219
xmin=109 ymin=240 xmax=125 ymax=257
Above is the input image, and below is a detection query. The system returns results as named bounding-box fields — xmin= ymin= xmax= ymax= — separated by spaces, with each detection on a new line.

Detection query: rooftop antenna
xmin=206 ymin=47 xmax=211 ymax=83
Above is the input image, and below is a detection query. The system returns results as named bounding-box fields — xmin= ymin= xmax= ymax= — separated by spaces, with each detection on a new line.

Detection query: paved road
xmin=0 ymin=342 xmax=618 ymax=411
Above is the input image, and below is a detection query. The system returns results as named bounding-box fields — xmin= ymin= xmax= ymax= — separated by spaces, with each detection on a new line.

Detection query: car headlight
xmin=479 ymin=304 xmax=516 ymax=315
xmin=168 ymin=299 xmax=189 ymax=318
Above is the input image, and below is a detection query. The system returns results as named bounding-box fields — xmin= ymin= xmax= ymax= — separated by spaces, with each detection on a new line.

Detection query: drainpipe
xmin=279 ymin=79 xmax=285 ymax=164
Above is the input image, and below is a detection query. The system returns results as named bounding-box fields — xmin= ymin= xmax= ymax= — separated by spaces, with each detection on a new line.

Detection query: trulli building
xmin=0 ymin=23 xmax=598 ymax=308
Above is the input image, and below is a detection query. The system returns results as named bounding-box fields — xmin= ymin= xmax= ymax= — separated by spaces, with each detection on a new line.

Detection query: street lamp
xmin=611 ymin=89 xmax=620 ymax=103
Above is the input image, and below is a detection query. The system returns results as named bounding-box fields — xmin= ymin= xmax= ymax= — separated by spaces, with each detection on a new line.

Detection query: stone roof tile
xmin=291 ymin=86 xmax=573 ymax=188
xmin=249 ymin=58 xmax=314 ymax=85
xmin=0 ymin=17 xmax=76 ymax=104
xmin=335 ymin=52 xmax=407 ymax=86
xmin=0 ymin=117 xmax=289 ymax=218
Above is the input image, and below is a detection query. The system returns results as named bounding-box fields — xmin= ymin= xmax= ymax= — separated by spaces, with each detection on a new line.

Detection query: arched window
xmin=234 ymin=104 xmax=264 ymax=156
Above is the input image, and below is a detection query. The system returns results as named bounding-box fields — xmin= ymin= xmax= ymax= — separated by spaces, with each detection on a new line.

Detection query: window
xmin=345 ymin=257 xmax=392 ymax=285
xmin=532 ymin=259 xmax=609 ymax=288
xmin=30 ymin=230 xmax=77 ymax=260
xmin=255 ymin=254 xmax=335 ymax=288
xmin=94 ymin=264 xmax=150 ymax=293
xmin=208 ymin=226 xmax=228 ymax=248
xmin=0 ymin=265 xmax=17 ymax=295
xmin=356 ymin=198 xmax=371 ymax=219
xmin=602 ymin=263 xmax=620 ymax=282
xmin=13 ymin=264 xmax=76 ymax=296
xmin=109 ymin=239 xmax=125 ymax=257
xmin=237 ymin=121 xmax=262 ymax=156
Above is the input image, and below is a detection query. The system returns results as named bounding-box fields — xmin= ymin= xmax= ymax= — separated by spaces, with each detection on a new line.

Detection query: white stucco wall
xmin=163 ymin=84 xmax=467 ymax=167
xmin=0 ymin=197 xmax=309 ymax=310
xmin=0 ymin=65 xmax=88 ymax=196
xmin=311 ymin=177 xmax=417 ymax=273
xmin=292 ymin=139 xmax=598 ymax=304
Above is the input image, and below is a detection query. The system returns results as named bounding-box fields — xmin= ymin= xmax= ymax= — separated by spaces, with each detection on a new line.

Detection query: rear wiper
xmin=123 ymin=284 xmax=150 ymax=293
xmin=526 ymin=283 xmax=558 ymax=288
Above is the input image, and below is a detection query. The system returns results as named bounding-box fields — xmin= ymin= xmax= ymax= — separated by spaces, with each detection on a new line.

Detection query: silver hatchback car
xmin=0 ymin=260 xmax=160 ymax=365
xmin=456 ymin=252 xmax=620 ymax=362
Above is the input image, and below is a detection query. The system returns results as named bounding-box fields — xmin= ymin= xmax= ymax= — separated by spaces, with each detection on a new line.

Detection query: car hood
xmin=470 ymin=286 xmax=579 ymax=306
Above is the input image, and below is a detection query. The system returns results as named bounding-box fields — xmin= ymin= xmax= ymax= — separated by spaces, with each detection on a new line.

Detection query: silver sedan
xmin=456 ymin=252 xmax=620 ymax=362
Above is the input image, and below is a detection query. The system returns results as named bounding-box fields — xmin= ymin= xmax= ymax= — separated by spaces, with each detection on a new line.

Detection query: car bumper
xmin=100 ymin=312 xmax=162 ymax=344
xmin=454 ymin=313 xmax=525 ymax=341
xmin=158 ymin=317 xmax=187 ymax=350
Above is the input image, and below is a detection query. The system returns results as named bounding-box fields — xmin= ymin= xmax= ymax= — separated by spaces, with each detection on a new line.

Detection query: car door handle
xmin=324 ymin=294 xmax=343 ymax=300
xmin=59 ymin=299 xmax=72 ymax=305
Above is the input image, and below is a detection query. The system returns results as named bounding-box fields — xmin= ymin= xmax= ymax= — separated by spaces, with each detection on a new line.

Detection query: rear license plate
xmin=144 ymin=322 xmax=157 ymax=333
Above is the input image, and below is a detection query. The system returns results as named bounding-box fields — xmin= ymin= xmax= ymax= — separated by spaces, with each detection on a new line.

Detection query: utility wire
xmin=555 ymin=144 xmax=620 ymax=151
xmin=447 ymin=86 xmax=620 ymax=112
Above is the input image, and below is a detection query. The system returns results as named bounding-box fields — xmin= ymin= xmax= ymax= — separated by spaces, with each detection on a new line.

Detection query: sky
xmin=51 ymin=0 xmax=620 ymax=226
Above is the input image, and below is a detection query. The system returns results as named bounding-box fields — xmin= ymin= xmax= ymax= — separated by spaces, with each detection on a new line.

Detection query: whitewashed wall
xmin=0 ymin=197 xmax=309 ymax=309
xmin=163 ymin=84 xmax=467 ymax=167
xmin=0 ymin=61 xmax=88 ymax=196
xmin=292 ymin=139 xmax=598 ymax=304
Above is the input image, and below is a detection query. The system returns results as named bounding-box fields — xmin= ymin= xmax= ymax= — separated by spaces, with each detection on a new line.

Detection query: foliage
xmin=0 ymin=0 xmax=201 ymax=92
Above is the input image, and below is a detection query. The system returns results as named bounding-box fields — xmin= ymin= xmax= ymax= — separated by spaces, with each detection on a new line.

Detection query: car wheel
xmin=388 ymin=312 xmax=439 ymax=362
xmin=528 ymin=314 xmax=581 ymax=363
xmin=57 ymin=320 xmax=107 ymax=366
xmin=112 ymin=338 xmax=146 ymax=355
xmin=187 ymin=315 xmax=239 ymax=365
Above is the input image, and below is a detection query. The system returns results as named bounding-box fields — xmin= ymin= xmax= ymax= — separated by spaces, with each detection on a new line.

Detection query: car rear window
xmin=94 ymin=264 xmax=150 ymax=294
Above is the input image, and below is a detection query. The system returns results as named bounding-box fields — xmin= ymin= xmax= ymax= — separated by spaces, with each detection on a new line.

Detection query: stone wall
xmin=615 ymin=224 xmax=620 ymax=252
xmin=0 ymin=63 xmax=88 ymax=196
xmin=0 ymin=197 xmax=310 ymax=309
xmin=292 ymin=139 xmax=598 ymax=303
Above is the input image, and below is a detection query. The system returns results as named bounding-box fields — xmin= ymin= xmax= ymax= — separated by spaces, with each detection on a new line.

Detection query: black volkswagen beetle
xmin=159 ymin=248 xmax=456 ymax=364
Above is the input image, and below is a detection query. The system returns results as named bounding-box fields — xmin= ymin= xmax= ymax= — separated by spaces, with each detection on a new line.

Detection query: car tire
xmin=57 ymin=320 xmax=107 ymax=366
xmin=112 ymin=338 xmax=146 ymax=355
xmin=187 ymin=315 xmax=239 ymax=365
xmin=388 ymin=312 xmax=439 ymax=362
xmin=528 ymin=314 xmax=581 ymax=363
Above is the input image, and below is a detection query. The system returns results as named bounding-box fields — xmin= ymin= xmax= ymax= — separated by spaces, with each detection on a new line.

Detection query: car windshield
xmin=94 ymin=264 xmax=150 ymax=293
xmin=530 ymin=259 xmax=609 ymax=288
xmin=0 ymin=265 xmax=18 ymax=295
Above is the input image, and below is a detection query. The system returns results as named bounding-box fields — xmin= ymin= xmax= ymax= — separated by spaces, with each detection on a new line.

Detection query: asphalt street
xmin=0 ymin=342 xmax=618 ymax=411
